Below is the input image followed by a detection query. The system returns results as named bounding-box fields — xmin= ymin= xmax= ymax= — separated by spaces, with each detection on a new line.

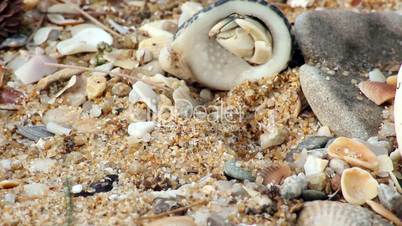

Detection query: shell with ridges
xmin=358 ymin=81 xmax=396 ymax=105
xmin=341 ymin=167 xmax=378 ymax=205
xmin=327 ymin=137 xmax=379 ymax=170
xmin=260 ymin=163 xmax=291 ymax=185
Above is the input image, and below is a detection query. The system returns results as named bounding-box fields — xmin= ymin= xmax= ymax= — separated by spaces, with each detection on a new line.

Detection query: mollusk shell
xmin=341 ymin=167 xmax=378 ymax=205
xmin=297 ymin=201 xmax=393 ymax=226
xmin=327 ymin=137 xmax=379 ymax=170
xmin=366 ymin=200 xmax=402 ymax=226
xmin=260 ymin=163 xmax=291 ymax=185
xmin=358 ymin=81 xmax=396 ymax=105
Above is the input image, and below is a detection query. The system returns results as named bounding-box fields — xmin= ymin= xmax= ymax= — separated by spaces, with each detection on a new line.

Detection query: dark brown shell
xmin=260 ymin=163 xmax=291 ymax=185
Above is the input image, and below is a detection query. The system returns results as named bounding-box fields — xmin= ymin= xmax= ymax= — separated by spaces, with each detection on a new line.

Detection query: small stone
xmin=369 ymin=69 xmax=386 ymax=83
xmin=29 ymin=158 xmax=56 ymax=173
xmin=301 ymin=189 xmax=327 ymax=201
xmin=304 ymin=155 xmax=328 ymax=176
xmin=111 ymin=82 xmax=131 ymax=97
xmin=306 ymin=173 xmax=327 ymax=191
xmin=4 ymin=193 xmax=16 ymax=204
xmin=367 ymin=136 xmax=392 ymax=152
xmin=128 ymin=121 xmax=157 ymax=139
xmin=24 ymin=183 xmax=48 ymax=196
xmin=46 ymin=122 xmax=71 ymax=136
xmin=260 ymin=127 xmax=288 ymax=149
xmin=329 ymin=158 xmax=350 ymax=175
xmin=287 ymin=0 xmax=314 ymax=8
xmin=316 ymin=126 xmax=332 ymax=137
xmin=89 ymin=104 xmax=102 ymax=118
xmin=223 ymin=160 xmax=255 ymax=182
xmin=71 ymin=184 xmax=83 ymax=194
xmin=280 ymin=173 xmax=308 ymax=199
xmin=200 ymin=89 xmax=213 ymax=101
xmin=298 ymin=136 xmax=332 ymax=151
xmin=86 ymin=74 xmax=107 ymax=100
xmin=378 ymin=184 xmax=402 ymax=218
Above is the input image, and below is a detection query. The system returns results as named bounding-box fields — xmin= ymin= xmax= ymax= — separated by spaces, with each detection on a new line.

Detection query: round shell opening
xmin=341 ymin=167 xmax=378 ymax=205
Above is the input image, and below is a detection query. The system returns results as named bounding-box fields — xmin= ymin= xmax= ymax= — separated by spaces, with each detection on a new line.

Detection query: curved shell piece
xmin=159 ymin=0 xmax=292 ymax=90
xmin=341 ymin=167 xmax=378 ymax=205
xmin=327 ymin=137 xmax=379 ymax=170
xmin=358 ymin=81 xmax=396 ymax=105
xmin=297 ymin=201 xmax=393 ymax=226
xmin=260 ymin=163 xmax=291 ymax=185
xmin=366 ymin=200 xmax=402 ymax=226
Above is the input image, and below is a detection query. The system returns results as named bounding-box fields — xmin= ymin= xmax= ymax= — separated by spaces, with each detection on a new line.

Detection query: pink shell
xmin=358 ymin=81 xmax=396 ymax=105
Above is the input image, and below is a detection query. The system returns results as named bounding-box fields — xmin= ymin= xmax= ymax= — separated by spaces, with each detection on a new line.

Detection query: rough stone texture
xmin=300 ymin=64 xmax=382 ymax=139
xmin=295 ymin=10 xmax=402 ymax=72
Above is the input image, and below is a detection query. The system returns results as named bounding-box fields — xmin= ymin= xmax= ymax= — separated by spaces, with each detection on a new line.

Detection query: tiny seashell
xmin=260 ymin=163 xmax=291 ymax=185
xmin=16 ymin=125 xmax=54 ymax=142
xmin=57 ymin=28 xmax=113 ymax=55
xmin=128 ymin=121 xmax=156 ymax=139
xmin=34 ymin=26 xmax=63 ymax=45
xmin=386 ymin=75 xmax=397 ymax=86
xmin=140 ymin=20 xmax=175 ymax=39
xmin=46 ymin=122 xmax=71 ymax=136
xmin=37 ymin=68 xmax=84 ymax=90
xmin=341 ymin=167 xmax=378 ymax=205
xmin=0 ymin=180 xmax=20 ymax=189
xmin=223 ymin=160 xmax=255 ymax=182
xmin=15 ymin=54 xmax=58 ymax=84
xmin=304 ymin=155 xmax=328 ymax=176
xmin=358 ymin=81 xmax=396 ymax=105
xmin=107 ymin=19 xmax=129 ymax=35
xmin=298 ymin=201 xmax=393 ymax=226
xmin=366 ymin=200 xmax=402 ymax=226
xmin=327 ymin=137 xmax=379 ymax=170
xmin=147 ymin=216 xmax=197 ymax=226
xmin=376 ymin=155 xmax=394 ymax=177
xmin=47 ymin=4 xmax=84 ymax=26
xmin=129 ymin=81 xmax=159 ymax=113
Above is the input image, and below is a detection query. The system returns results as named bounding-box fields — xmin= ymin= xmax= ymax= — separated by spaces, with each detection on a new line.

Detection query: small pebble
xmin=71 ymin=184 xmax=83 ymax=194
xmin=223 ymin=160 xmax=255 ymax=182
xmin=316 ymin=126 xmax=332 ymax=137
xmin=329 ymin=158 xmax=350 ymax=175
xmin=280 ymin=173 xmax=308 ymax=199
xmin=29 ymin=158 xmax=56 ymax=173
xmin=304 ymin=155 xmax=328 ymax=176
xmin=260 ymin=127 xmax=288 ymax=149
xmin=298 ymin=136 xmax=331 ymax=151
xmin=301 ymin=189 xmax=327 ymax=201
xmin=128 ymin=121 xmax=157 ymax=139
xmin=112 ymin=82 xmax=131 ymax=97
xmin=86 ymin=74 xmax=107 ymax=100
xmin=4 ymin=193 xmax=16 ymax=204
xmin=46 ymin=122 xmax=71 ymax=136
xmin=89 ymin=104 xmax=102 ymax=118
xmin=200 ymin=89 xmax=213 ymax=101
xmin=369 ymin=69 xmax=386 ymax=82
xmin=24 ymin=183 xmax=48 ymax=196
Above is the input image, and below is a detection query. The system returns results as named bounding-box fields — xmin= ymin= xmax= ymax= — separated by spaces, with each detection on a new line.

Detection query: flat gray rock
xmin=294 ymin=10 xmax=402 ymax=72
xmin=299 ymin=64 xmax=382 ymax=139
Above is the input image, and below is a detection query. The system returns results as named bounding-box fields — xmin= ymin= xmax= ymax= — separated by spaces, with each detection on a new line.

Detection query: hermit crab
xmin=159 ymin=0 xmax=293 ymax=90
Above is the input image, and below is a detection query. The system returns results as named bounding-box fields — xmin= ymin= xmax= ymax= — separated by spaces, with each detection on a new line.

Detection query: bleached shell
xmin=15 ymin=54 xmax=58 ymax=84
xmin=57 ymin=28 xmax=113 ymax=55
xmin=129 ymin=81 xmax=159 ymax=112
xmin=376 ymin=155 xmax=394 ymax=177
xmin=260 ymin=163 xmax=291 ymax=185
xmin=128 ymin=121 xmax=157 ymax=139
xmin=298 ymin=201 xmax=393 ymax=226
xmin=140 ymin=20 xmax=175 ymax=39
xmin=304 ymin=155 xmax=329 ymax=176
xmin=147 ymin=216 xmax=197 ymax=226
xmin=68 ymin=23 xmax=100 ymax=36
xmin=366 ymin=200 xmax=402 ymax=226
xmin=46 ymin=122 xmax=71 ymax=136
xmin=34 ymin=26 xmax=63 ymax=45
xmin=358 ymin=81 xmax=396 ymax=105
xmin=341 ymin=167 xmax=378 ymax=205
xmin=327 ymin=137 xmax=379 ymax=170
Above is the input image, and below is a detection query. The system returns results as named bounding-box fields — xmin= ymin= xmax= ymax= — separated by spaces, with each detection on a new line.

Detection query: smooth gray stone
xmin=299 ymin=64 xmax=383 ymax=139
xmin=294 ymin=10 xmax=402 ymax=72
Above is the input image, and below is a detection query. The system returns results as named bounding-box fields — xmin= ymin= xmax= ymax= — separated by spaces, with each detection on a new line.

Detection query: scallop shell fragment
xmin=34 ymin=26 xmax=63 ymax=45
xmin=341 ymin=167 xmax=378 ymax=205
xmin=366 ymin=200 xmax=402 ymax=226
xmin=260 ymin=163 xmax=291 ymax=185
xmin=159 ymin=0 xmax=292 ymax=90
xmin=297 ymin=201 xmax=393 ymax=226
xmin=358 ymin=81 xmax=396 ymax=105
xmin=47 ymin=4 xmax=84 ymax=26
xmin=327 ymin=137 xmax=379 ymax=170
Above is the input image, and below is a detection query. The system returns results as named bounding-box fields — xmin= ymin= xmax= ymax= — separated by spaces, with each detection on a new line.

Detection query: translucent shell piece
xmin=341 ymin=167 xmax=378 ymax=205
xmin=327 ymin=137 xmax=379 ymax=170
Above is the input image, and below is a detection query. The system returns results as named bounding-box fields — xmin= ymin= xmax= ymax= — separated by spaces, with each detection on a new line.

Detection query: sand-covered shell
xmin=341 ymin=167 xmax=378 ymax=205
xmin=297 ymin=201 xmax=393 ymax=226
xmin=327 ymin=137 xmax=379 ymax=170
xmin=366 ymin=200 xmax=402 ymax=226
xmin=260 ymin=163 xmax=291 ymax=185
xmin=358 ymin=81 xmax=396 ymax=105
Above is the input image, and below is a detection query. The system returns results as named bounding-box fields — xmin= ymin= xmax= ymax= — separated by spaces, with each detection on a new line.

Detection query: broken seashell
xmin=68 ymin=23 xmax=100 ymax=36
xmin=366 ymin=200 xmax=402 ymax=226
xmin=34 ymin=26 xmax=63 ymax=45
xmin=0 ymin=180 xmax=20 ymax=189
xmin=0 ymin=35 xmax=28 ymax=49
xmin=37 ymin=68 xmax=84 ymax=90
xmin=304 ymin=155 xmax=329 ymax=176
xmin=260 ymin=127 xmax=288 ymax=149
xmin=376 ymin=155 xmax=394 ymax=177
xmin=57 ymin=28 xmax=113 ymax=55
xmin=260 ymin=163 xmax=291 ymax=185
xmin=160 ymin=0 xmax=292 ymax=90
xmin=140 ymin=20 xmax=176 ymax=39
xmin=46 ymin=122 xmax=71 ymax=136
xmin=172 ymin=85 xmax=198 ymax=114
xmin=15 ymin=54 xmax=58 ymax=84
xmin=395 ymin=65 xmax=402 ymax=157
xmin=16 ymin=125 xmax=54 ymax=142
xmin=47 ymin=3 xmax=84 ymax=26
xmin=139 ymin=37 xmax=171 ymax=59
xmin=287 ymin=0 xmax=314 ymax=8
xmin=327 ymin=137 xmax=379 ymax=170
xmin=86 ymin=74 xmax=107 ymax=100
xmin=107 ymin=19 xmax=129 ymax=35
xmin=298 ymin=201 xmax=393 ymax=226
xmin=48 ymin=75 xmax=77 ymax=103
xmin=129 ymin=81 xmax=159 ymax=113
xmin=0 ymin=87 xmax=24 ymax=105
xmin=136 ymin=48 xmax=153 ymax=65
xmin=147 ymin=216 xmax=197 ymax=226
xmin=358 ymin=81 xmax=396 ymax=105
xmin=341 ymin=167 xmax=378 ymax=205
xmin=386 ymin=75 xmax=397 ymax=86
xmin=128 ymin=121 xmax=156 ymax=139
xmin=178 ymin=2 xmax=203 ymax=27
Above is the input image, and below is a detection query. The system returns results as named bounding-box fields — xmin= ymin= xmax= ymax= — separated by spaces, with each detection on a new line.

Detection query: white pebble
xmin=260 ymin=127 xmax=288 ymax=148
xmin=71 ymin=184 xmax=83 ymax=194
xmin=304 ymin=155 xmax=328 ymax=176
xmin=128 ymin=121 xmax=157 ymax=139
xmin=129 ymin=81 xmax=159 ymax=113
xmin=200 ymin=89 xmax=213 ymax=101
xmin=89 ymin=104 xmax=102 ymax=118
xmin=46 ymin=122 xmax=71 ymax=136
xmin=369 ymin=69 xmax=386 ymax=82
xmin=29 ymin=158 xmax=56 ymax=173
xmin=24 ymin=183 xmax=48 ymax=196
xmin=4 ymin=193 xmax=16 ymax=204
xmin=316 ymin=126 xmax=332 ymax=137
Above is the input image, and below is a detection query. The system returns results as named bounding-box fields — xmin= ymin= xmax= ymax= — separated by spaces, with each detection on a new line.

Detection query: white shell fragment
xmin=47 ymin=4 xmax=84 ymax=25
xmin=140 ymin=20 xmax=176 ymax=39
xmin=129 ymin=81 xmax=159 ymax=112
xmin=29 ymin=158 xmax=57 ymax=173
xmin=46 ymin=122 xmax=71 ymax=136
xmin=304 ymin=155 xmax=329 ymax=176
xmin=369 ymin=69 xmax=386 ymax=83
xmin=260 ymin=127 xmax=288 ymax=148
xmin=287 ymin=0 xmax=314 ymax=8
xmin=24 ymin=183 xmax=48 ymax=197
xmin=160 ymin=0 xmax=292 ymax=90
xmin=341 ymin=167 xmax=379 ymax=205
xmin=376 ymin=155 xmax=394 ymax=177
xmin=15 ymin=54 xmax=58 ymax=84
xmin=57 ymin=28 xmax=113 ymax=55
xmin=178 ymin=2 xmax=203 ymax=27
xmin=34 ymin=26 xmax=63 ymax=45
xmin=128 ymin=121 xmax=157 ymax=139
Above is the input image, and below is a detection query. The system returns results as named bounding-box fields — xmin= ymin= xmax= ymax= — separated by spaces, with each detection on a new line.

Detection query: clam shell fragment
xmin=159 ymin=0 xmax=292 ymax=90
xmin=341 ymin=167 xmax=378 ymax=205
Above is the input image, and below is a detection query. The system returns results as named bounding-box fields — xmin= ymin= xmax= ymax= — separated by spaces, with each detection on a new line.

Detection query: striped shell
xmin=260 ymin=163 xmax=291 ymax=185
xmin=358 ymin=81 xmax=396 ymax=105
xmin=297 ymin=201 xmax=393 ymax=226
